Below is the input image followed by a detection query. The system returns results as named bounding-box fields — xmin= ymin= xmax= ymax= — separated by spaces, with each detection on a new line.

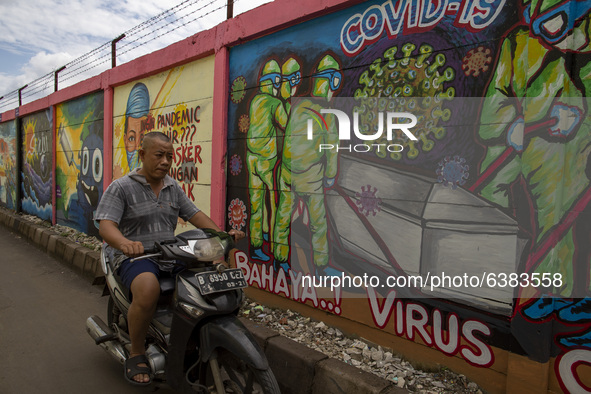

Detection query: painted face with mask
xmin=524 ymin=0 xmax=591 ymax=51
xmin=124 ymin=83 xmax=150 ymax=170
xmin=312 ymin=54 xmax=342 ymax=101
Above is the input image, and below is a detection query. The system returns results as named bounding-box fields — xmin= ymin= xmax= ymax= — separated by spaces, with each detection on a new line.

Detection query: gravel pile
xmin=17 ymin=212 xmax=483 ymax=393
xmin=19 ymin=213 xmax=102 ymax=251
xmin=241 ymin=301 xmax=483 ymax=393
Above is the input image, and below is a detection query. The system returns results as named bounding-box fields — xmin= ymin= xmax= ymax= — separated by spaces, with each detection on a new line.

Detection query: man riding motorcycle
xmin=94 ymin=131 xmax=244 ymax=385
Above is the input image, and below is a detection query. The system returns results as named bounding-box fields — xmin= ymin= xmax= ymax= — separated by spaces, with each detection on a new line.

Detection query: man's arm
xmin=98 ymin=219 xmax=144 ymax=257
xmin=187 ymin=211 xmax=245 ymax=241
xmin=187 ymin=211 xmax=222 ymax=231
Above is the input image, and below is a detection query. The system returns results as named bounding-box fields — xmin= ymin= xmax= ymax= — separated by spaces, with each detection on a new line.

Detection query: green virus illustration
xmin=231 ymin=76 xmax=247 ymax=104
xmin=238 ymin=114 xmax=250 ymax=134
xmin=354 ymin=43 xmax=455 ymax=160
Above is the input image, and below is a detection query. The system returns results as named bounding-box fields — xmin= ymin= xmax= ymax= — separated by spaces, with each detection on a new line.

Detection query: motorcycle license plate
xmin=195 ymin=269 xmax=247 ymax=295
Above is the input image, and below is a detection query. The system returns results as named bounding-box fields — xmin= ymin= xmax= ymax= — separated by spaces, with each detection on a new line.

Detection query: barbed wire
xmin=116 ymin=0 xmax=207 ymax=53
xmin=0 ymin=0 xmax=248 ymax=113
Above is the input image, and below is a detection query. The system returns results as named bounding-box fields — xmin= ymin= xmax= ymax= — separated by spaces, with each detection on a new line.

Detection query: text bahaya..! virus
xmin=436 ymin=155 xmax=469 ymax=189
xmin=354 ymin=43 xmax=456 ymax=160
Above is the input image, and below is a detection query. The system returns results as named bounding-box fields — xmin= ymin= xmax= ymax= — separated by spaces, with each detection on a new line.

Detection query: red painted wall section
xmin=213 ymin=0 xmax=367 ymax=49
xmin=211 ymin=46 xmax=230 ymax=227
xmin=103 ymin=86 xmax=114 ymax=190
xmin=51 ymin=104 xmax=57 ymax=225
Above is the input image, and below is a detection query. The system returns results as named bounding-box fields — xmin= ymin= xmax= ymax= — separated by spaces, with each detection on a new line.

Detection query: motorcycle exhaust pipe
xmin=86 ymin=315 xmax=126 ymax=365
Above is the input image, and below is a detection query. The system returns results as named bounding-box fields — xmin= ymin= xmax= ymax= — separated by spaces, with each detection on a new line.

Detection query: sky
xmin=0 ymin=0 xmax=272 ymax=103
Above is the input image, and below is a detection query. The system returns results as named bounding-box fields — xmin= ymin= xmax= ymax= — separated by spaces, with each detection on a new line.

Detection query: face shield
xmin=259 ymin=73 xmax=282 ymax=89
xmin=525 ymin=1 xmax=591 ymax=44
xmin=313 ymin=69 xmax=343 ymax=91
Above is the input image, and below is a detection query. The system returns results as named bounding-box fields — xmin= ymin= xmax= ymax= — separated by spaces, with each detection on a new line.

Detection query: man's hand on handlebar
xmin=119 ymin=240 xmax=145 ymax=258
xmin=227 ymin=229 xmax=245 ymax=242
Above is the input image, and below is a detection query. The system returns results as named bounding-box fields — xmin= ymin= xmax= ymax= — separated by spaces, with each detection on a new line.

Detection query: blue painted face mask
xmin=127 ymin=150 xmax=140 ymax=170
xmin=259 ymin=73 xmax=282 ymax=89
xmin=313 ymin=69 xmax=342 ymax=91
xmin=525 ymin=1 xmax=591 ymax=44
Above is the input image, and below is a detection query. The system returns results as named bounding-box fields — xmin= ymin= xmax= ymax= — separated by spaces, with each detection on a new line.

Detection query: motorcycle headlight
xmin=193 ymin=237 xmax=225 ymax=261
xmin=179 ymin=302 xmax=205 ymax=318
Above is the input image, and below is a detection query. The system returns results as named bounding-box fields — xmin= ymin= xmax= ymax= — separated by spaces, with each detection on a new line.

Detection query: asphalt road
xmin=0 ymin=225 xmax=176 ymax=394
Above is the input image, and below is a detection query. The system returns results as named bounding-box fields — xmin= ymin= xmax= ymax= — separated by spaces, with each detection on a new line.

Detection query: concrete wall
xmin=1 ymin=0 xmax=590 ymax=392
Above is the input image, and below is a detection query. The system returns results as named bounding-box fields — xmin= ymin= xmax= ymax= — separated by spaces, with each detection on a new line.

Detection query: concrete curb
xmin=0 ymin=207 xmax=406 ymax=394
xmin=0 ymin=208 xmax=103 ymax=284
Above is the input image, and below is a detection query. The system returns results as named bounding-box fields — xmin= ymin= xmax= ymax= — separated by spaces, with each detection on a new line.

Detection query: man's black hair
xmin=141 ymin=132 xmax=171 ymax=150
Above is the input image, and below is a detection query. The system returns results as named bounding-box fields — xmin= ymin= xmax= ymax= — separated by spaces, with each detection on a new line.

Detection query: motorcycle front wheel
xmin=216 ymin=348 xmax=280 ymax=394
xmin=186 ymin=348 xmax=280 ymax=394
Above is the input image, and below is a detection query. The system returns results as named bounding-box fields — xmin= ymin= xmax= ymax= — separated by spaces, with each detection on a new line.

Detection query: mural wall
xmin=55 ymin=92 xmax=104 ymax=237
xmin=113 ymin=57 xmax=215 ymax=217
xmin=20 ymin=110 xmax=53 ymax=221
xmin=1 ymin=0 xmax=590 ymax=391
xmin=0 ymin=120 xmax=17 ymax=210
xmin=227 ymin=0 xmax=591 ymax=392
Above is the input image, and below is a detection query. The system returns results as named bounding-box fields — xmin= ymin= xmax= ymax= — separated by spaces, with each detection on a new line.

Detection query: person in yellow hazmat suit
xmin=247 ymin=60 xmax=288 ymax=263
xmin=274 ymin=53 xmax=342 ymax=276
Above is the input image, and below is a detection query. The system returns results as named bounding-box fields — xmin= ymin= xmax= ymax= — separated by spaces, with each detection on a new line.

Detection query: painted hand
xmin=549 ymin=103 xmax=582 ymax=138
xmin=506 ymin=117 xmax=524 ymax=152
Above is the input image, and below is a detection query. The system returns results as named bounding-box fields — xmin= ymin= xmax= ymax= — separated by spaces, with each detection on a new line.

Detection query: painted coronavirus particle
xmin=462 ymin=46 xmax=492 ymax=77
xmin=355 ymin=185 xmax=382 ymax=216
xmin=354 ymin=43 xmax=455 ymax=160
xmin=238 ymin=114 xmax=250 ymax=134
xmin=231 ymin=76 xmax=247 ymax=104
xmin=229 ymin=154 xmax=242 ymax=176
xmin=228 ymin=198 xmax=247 ymax=230
xmin=436 ymin=155 xmax=469 ymax=189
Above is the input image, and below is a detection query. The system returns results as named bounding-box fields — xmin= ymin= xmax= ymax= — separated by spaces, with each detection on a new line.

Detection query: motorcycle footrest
xmin=95 ymin=333 xmax=118 ymax=345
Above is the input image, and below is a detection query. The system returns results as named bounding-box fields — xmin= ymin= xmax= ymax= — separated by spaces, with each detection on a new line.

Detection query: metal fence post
xmin=227 ymin=0 xmax=233 ymax=19
xmin=18 ymin=85 xmax=28 ymax=107
xmin=111 ymin=34 xmax=126 ymax=68
xmin=54 ymin=66 xmax=66 ymax=92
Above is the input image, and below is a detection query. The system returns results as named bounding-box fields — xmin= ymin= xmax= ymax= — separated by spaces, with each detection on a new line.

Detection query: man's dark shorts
xmin=118 ymin=258 xmax=186 ymax=290
xmin=118 ymin=258 xmax=160 ymax=289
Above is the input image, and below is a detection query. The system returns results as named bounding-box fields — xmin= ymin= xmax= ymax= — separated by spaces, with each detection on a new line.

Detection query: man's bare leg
xmin=128 ymin=272 xmax=160 ymax=383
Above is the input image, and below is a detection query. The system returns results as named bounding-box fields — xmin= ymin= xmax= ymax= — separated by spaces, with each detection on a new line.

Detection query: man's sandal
xmin=124 ymin=354 xmax=153 ymax=386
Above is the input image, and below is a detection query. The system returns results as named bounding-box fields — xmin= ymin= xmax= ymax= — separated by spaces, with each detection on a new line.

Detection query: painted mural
xmin=227 ymin=0 xmax=591 ymax=391
xmin=21 ymin=110 xmax=52 ymax=221
xmin=112 ymin=57 xmax=214 ymax=216
xmin=55 ymin=93 xmax=104 ymax=237
xmin=0 ymin=120 xmax=17 ymax=210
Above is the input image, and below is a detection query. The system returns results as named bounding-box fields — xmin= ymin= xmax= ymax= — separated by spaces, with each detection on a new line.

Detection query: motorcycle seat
xmin=160 ymin=277 xmax=176 ymax=295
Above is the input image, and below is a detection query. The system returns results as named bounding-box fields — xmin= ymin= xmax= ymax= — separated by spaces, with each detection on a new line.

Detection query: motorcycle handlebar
xmin=129 ymin=251 xmax=162 ymax=263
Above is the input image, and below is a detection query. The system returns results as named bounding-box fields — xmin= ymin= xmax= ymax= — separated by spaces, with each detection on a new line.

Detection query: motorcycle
xmin=86 ymin=228 xmax=280 ymax=393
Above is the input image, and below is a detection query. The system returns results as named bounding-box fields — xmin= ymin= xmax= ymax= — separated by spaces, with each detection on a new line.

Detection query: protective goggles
xmin=259 ymin=73 xmax=282 ymax=89
xmin=525 ymin=1 xmax=591 ymax=44
xmin=313 ymin=69 xmax=342 ymax=90
xmin=283 ymin=71 xmax=301 ymax=87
